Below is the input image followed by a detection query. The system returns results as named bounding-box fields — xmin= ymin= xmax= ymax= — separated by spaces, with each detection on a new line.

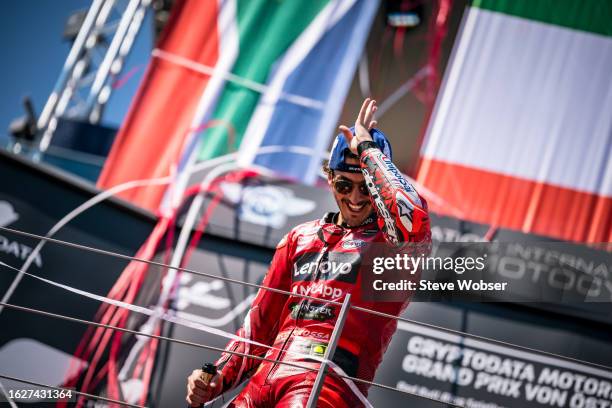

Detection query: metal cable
xmin=0 ymin=373 xmax=146 ymax=408
xmin=337 ymin=374 xmax=463 ymax=407
xmin=0 ymin=301 xmax=457 ymax=407
xmin=0 ymin=226 xmax=339 ymax=305
xmin=0 ymin=379 xmax=18 ymax=408
xmin=350 ymin=305 xmax=612 ymax=372
xmin=0 ymin=301 xmax=316 ymax=375
xmin=1 ymin=225 xmax=611 ymax=374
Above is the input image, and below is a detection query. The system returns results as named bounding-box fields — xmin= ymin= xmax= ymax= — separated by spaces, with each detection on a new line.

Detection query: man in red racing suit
xmin=186 ymin=98 xmax=431 ymax=407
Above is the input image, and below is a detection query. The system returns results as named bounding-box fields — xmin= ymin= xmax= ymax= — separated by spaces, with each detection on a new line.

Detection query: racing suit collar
xmin=321 ymin=212 xmax=377 ymax=229
xmin=317 ymin=212 xmax=376 ymax=246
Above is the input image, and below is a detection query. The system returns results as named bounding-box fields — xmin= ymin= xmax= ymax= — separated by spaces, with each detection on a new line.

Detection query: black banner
xmin=1 ymin=150 xmax=610 ymax=408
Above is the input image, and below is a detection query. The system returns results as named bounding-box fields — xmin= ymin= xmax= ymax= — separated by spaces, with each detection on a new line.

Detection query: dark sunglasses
xmin=333 ymin=177 xmax=369 ymax=196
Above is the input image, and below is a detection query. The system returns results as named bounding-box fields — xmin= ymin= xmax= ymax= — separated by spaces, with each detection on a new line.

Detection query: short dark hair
xmin=322 ymin=159 xmax=332 ymax=176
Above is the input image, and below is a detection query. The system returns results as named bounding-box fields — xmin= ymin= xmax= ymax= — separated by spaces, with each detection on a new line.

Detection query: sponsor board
xmin=0 ymin=200 xmax=42 ymax=268
xmin=380 ymin=320 xmax=612 ymax=408
xmin=0 ymin=201 xmax=19 ymax=227
xmin=0 ymin=234 xmax=43 ymax=268
xmin=220 ymin=183 xmax=315 ymax=228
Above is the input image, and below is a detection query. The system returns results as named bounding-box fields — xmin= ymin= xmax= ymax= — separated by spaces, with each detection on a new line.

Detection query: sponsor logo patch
xmin=292 ymin=252 xmax=360 ymax=283
xmin=292 ymin=283 xmax=345 ymax=299
xmin=342 ymin=239 xmax=366 ymax=250
xmin=383 ymin=156 xmax=413 ymax=191
xmin=363 ymin=170 xmax=398 ymax=244
xmin=289 ymin=301 xmax=335 ymax=321
xmin=292 ymin=328 xmax=330 ymax=340
xmin=396 ymin=191 xmax=414 ymax=233
xmin=297 ymin=234 xmax=317 ymax=246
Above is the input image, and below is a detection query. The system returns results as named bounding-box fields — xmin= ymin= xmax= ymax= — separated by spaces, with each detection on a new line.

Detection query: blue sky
xmin=0 ymin=1 xmax=153 ymax=146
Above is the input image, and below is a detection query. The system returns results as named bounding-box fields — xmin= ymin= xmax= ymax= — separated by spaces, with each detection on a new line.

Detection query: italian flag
xmin=98 ymin=0 xmax=378 ymax=212
xmin=417 ymin=0 xmax=612 ymax=242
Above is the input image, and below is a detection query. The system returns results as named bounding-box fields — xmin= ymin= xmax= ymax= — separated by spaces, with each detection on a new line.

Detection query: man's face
xmin=328 ymin=157 xmax=372 ymax=226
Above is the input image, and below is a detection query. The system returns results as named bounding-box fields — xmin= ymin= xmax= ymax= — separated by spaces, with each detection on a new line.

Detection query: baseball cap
xmin=328 ymin=127 xmax=392 ymax=173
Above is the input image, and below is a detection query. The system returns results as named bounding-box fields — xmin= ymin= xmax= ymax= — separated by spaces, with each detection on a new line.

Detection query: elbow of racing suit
xmin=358 ymin=141 xmax=431 ymax=247
xmin=214 ymin=233 xmax=293 ymax=393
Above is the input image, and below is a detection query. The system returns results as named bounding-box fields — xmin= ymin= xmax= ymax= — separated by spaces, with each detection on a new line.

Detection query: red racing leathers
xmin=214 ymin=145 xmax=431 ymax=407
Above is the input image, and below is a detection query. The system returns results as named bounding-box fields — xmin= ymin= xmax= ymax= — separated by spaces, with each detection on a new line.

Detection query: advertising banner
xmin=1 ymin=151 xmax=610 ymax=407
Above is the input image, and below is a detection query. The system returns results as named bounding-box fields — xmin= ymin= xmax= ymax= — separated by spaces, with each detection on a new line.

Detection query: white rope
xmin=0 ymin=300 xmax=458 ymax=407
xmin=0 ymin=260 xmax=313 ymax=362
xmin=4 ymin=226 xmax=610 ymax=375
xmin=0 ymin=175 xmax=174 ymax=316
xmin=0 ymin=259 xmax=374 ymax=406
xmin=376 ymin=65 xmax=433 ymax=118
xmin=0 ymin=147 xmax=265 ymax=317
xmin=118 ymin=162 xmax=239 ymax=380
xmin=0 ymin=141 xmax=473 ymax=406
xmin=152 ymin=49 xmax=325 ymax=111
xmin=0 ymin=379 xmax=18 ymax=408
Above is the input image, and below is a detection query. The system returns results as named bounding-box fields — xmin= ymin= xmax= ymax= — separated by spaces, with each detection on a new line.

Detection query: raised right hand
xmin=338 ymin=97 xmax=378 ymax=155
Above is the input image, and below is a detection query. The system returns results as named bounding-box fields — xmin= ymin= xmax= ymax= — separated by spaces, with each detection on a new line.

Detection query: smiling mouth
xmin=346 ymin=201 xmax=368 ymax=212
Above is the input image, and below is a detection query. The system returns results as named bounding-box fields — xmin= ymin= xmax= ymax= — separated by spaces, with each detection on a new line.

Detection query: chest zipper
xmin=267 ymin=239 xmax=332 ymax=382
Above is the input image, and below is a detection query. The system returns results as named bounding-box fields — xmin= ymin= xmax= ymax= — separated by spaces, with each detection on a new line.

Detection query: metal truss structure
xmin=36 ymin=0 xmax=151 ymax=155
